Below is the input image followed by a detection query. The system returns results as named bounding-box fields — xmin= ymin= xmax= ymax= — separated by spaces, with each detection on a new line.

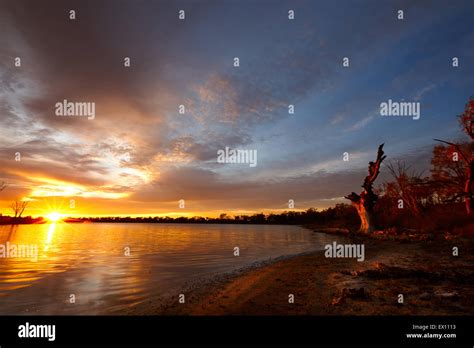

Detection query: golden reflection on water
xmin=44 ymin=222 xmax=56 ymax=252
xmin=0 ymin=223 xmax=62 ymax=293
xmin=0 ymin=223 xmax=330 ymax=314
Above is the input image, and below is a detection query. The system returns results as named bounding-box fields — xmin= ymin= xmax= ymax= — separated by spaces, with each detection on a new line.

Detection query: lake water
xmin=0 ymin=223 xmax=337 ymax=314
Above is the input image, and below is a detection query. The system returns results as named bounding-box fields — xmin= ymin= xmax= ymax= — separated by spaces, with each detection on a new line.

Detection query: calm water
xmin=0 ymin=223 xmax=336 ymax=314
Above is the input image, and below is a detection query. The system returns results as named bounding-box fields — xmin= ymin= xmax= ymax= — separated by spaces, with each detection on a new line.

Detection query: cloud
xmin=414 ymin=83 xmax=437 ymax=101
xmin=347 ymin=115 xmax=375 ymax=132
xmin=130 ymin=165 xmax=367 ymax=210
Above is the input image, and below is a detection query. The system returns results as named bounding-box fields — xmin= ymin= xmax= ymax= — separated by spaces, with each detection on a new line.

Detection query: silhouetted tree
xmin=345 ymin=144 xmax=386 ymax=233
xmin=385 ymin=161 xmax=432 ymax=216
xmin=431 ymin=143 xmax=472 ymax=203
xmin=11 ymin=200 xmax=29 ymax=218
xmin=435 ymin=96 xmax=474 ymax=215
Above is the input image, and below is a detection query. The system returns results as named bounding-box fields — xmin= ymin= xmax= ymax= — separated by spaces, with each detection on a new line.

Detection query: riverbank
xmin=133 ymin=231 xmax=474 ymax=315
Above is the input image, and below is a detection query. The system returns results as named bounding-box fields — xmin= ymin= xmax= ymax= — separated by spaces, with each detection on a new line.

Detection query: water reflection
xmin=0 ymin=223 xmax=338 ymax=314
xmin=44 ymin=223 xmax=56 ymax=252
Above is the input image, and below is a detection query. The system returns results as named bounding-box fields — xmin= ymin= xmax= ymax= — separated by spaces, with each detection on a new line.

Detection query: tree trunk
xmin=345 ymin=144 xmax=386 ymax=233
xmin=353 ymin=194 xmax=373 ymax=233
xmin=465 ymin=160 xmax=474 ymax=215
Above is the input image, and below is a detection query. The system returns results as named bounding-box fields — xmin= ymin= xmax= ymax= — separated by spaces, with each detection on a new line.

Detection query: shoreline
xmin=129 ymin=231 xmax=474 ymax=315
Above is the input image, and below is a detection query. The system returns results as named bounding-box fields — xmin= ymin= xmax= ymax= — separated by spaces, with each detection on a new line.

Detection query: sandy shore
xmin=130 ymin=231 xmax=474 ymax=315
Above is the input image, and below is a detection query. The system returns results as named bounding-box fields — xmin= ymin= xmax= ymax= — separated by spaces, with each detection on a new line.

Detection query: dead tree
xmin=434 ymin=96 xmax=474 ymax=215
xmin=345 ymin=144 xmax=386 ymax=233
xmin=11 ymin=200 xmax=29 ymax=218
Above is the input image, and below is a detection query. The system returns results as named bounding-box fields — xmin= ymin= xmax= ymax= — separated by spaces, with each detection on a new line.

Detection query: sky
xmin=0 ymin=0 xmax=473 ymax=217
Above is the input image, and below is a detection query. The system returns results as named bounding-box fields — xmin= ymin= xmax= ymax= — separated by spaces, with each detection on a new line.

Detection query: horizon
xmin=0 ymin=206 xmax=323 ymax=220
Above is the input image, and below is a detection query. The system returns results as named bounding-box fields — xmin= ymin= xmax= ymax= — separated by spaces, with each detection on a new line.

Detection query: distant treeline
xmin=72 ymin=199 xmax=472 ymax=234
xmin=0 ymin=200 xmax=471 ymax=234
xmin=0 ymin=215 xmax=44 ymax=225
xmin=70 ymin=205 xmax=359 ymax=226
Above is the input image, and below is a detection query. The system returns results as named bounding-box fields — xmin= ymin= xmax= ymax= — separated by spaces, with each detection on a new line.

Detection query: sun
xmin=46 ymin=212 xmax=63 ymax=222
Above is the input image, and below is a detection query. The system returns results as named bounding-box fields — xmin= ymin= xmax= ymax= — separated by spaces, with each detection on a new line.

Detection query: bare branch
xmin=362 ymin=143 xmax=386 ymax=192
xmin=11 ymin=201 xmax=20 ymax=218
xmin=459 ymin=96 xmax=474 ymax=141
xmin=19 ymin=200 xmax=29 ymax=217
xmin=10 ymin=200 xmax=29 ymax=218
xmin=344 ymin=192 xmax=361 ymax=203
xmin=433 ymin=138 xmax=469 ymax=163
